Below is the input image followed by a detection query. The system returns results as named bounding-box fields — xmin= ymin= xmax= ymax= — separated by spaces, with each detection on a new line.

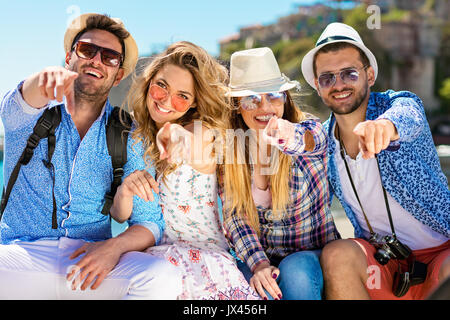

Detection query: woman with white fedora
xmin=218 ymin=47 xmax=340 ymax=300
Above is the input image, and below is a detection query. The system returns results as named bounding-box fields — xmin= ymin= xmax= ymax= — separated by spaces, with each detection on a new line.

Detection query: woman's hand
xmin=111 ymin=170 xmax=159 ymax=223
xmin=118 ymin=169 xmax=159 ymax=202
xmin=156 ymin=122 xmax=192 ymax=164
xmin=262 ymin=116 xmax=295 ymax=148
xmin=250 ymin=261 xmax=282 ymax=300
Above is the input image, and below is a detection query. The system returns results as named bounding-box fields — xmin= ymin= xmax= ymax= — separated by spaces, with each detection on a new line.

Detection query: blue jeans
xmin=237 ymin=250 xmax=323 ymax=300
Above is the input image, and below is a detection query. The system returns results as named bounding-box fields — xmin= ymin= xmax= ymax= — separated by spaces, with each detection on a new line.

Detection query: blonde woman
xmin=111 ymin=41 xmax=259 ymax=300
xmin=219 ymin=47 xmax=340 ymax=300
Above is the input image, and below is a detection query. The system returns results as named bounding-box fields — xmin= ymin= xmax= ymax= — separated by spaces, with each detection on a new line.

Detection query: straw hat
xmin=64 ymin=13 xmax=138 ymax=79
xmin=228 ymin=47 xmax=299 ymax=97
xmin=301 ymin=22 xmax=378 ymax=89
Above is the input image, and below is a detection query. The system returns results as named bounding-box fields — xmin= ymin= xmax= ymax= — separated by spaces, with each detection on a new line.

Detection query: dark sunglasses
xmin=238 ymin=92 xmax=287 ymax=111
xmin=318 ymin=65 xmax=369 ymax=89
xmin=72 ymin=41 xmax=123 ymax=68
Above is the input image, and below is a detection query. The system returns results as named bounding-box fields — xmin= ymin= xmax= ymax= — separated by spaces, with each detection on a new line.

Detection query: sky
xmin=0 ymin=0 xmax=329 ymax=101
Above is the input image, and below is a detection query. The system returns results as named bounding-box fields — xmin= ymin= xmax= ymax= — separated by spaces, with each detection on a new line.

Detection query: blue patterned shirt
xmin=324 ymin=90 xmax=450 ymax=239
xmin=0 ymin=82 xmax=165 ymax=244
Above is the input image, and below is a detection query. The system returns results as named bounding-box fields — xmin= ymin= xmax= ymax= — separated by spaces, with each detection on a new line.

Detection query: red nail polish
xmin=278 ymin=139 xmax=285 ymax=145
xmin=272 ymin=273 xmax=277 ymax=279
xmin=263 ymin=297 xmax=268 ymax=300
xmin=278 ymin=294 xmax=282 ymax=299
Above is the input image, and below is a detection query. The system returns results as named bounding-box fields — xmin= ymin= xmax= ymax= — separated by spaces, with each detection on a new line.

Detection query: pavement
xmin=330 ymin=200 xmax=355 ymax=239
xmin=333 ymin=213 xmax=355 ymax=239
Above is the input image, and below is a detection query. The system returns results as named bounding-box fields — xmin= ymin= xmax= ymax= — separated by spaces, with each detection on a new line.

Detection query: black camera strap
xmin=336 ymin=124 xmax=396 ymax=238
xmin=336 ymin=124 xmax=427 ymax=297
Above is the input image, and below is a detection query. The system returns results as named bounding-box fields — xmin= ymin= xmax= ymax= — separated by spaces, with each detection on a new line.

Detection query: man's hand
xmin=22 ymin=66 xmax=78 ymax=111
xmin=353 ymin=119 xmax=399 ymax=159
xmin=66 ymin=238 xmax=122 ymax=291
xmin=156 ymin=122 xmax=192 ymax=164
xmin=250 ymin=261 xmax=282 ymax=300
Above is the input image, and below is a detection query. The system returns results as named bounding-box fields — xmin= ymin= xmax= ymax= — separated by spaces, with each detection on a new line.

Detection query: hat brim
xmin=301 ymin=39 xmax=378 ymax=90
xmin=227 ymin=81 xmax=298 ymax=97
xmin=63 ymin=13 xmax=138 ymax=79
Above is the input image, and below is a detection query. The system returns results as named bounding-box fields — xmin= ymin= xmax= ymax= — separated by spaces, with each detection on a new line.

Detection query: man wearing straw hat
xmin=0 ymin=13 xmax=181 ymax=299
xmin=301 ymin=22 xmax=449 ymax=299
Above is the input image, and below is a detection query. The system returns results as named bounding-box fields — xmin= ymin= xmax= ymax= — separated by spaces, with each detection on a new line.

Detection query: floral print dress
xmin=146 ymin=164 xmax=260 ymax=300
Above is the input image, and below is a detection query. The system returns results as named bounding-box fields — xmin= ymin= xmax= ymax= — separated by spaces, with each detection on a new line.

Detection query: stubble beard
xmin=325 ymin=83 xmax=369 ymax=115
xmin=71 ymin=62 xmax=117 ymax=105
xmin=73 ymin=77 xmax=112 ymax=104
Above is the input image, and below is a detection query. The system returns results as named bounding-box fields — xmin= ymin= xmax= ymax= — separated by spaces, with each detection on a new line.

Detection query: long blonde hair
xmin=222 ymin=92 xmax=306 ymax=235
xmin=126 ymin=41 xmax=229 ymax=177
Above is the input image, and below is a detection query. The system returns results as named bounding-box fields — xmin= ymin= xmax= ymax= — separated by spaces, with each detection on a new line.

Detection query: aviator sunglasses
xmin=72 ymin=41 xmax=123 ymax=68
xmin=149 ymin=82 xmax=194 ymax=112
xmin=318 ymin=65 xmax=369 ymax=89
xmin=238 ymin=92 xmax=287 ymax=111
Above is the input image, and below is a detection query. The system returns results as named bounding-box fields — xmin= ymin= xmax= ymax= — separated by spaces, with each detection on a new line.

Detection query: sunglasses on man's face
xmin=238 ymin=92 xmax=287 ymax=111
xmin=149 ymin=83 xmax=194 ymax=112
xmin=318 ymin=65 xmax=368 ymax=89
xmin=72 ymin=41 xmax=123 ymax=68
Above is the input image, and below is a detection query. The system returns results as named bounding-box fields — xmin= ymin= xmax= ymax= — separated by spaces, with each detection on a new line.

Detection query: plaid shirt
xmin=219 ymin=119 xmax=340 ymax=271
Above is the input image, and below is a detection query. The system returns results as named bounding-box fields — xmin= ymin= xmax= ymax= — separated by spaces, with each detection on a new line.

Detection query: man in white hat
xmin=301 ymin=22 xmax=449 ymax=299
xmin=0 ymin=13 xmax=181 ymax=299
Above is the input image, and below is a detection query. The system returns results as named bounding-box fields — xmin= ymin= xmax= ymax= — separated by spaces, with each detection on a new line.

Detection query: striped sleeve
xmin=217 ymin=166 xmax=270 ymax=271
xmin=224 ymin=213 xmax=270 ymax=272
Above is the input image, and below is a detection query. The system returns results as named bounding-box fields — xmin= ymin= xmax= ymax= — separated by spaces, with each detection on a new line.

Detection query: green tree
xmin=439 ymin=78 xmax=450 ymax=113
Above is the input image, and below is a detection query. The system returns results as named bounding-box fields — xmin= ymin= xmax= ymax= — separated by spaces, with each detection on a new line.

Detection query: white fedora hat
xmin=64 ymin=13 xmax=138 ymax=79
xmin=228 ymin=47 xmax=300 ymax=97
xmin=301 ymin=22 xmax=378 ymax=89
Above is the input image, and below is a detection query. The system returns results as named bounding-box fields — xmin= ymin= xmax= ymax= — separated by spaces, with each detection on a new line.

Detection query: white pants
xmin=0 ymin=237 xmax=182 ymax=300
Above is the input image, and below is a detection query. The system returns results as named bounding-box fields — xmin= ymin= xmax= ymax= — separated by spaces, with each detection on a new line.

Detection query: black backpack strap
xmin=0 ymin=105 xmax=62 ymax=229
xmin=101 ymin=107 xmax=132 ymax=215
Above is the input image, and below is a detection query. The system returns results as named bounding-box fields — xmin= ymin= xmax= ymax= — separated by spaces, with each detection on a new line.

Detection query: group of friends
xmin=0 ymin=13 xmax=448 ymax=300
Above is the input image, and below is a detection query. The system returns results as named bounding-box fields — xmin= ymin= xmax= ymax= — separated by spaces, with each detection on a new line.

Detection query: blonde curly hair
xmin=125 ymin=41 xmax=230 ymax=178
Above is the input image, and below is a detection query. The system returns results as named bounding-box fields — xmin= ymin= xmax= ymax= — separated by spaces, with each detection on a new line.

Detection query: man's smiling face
xmin=314 ymin=46 xmax=374 ymax=115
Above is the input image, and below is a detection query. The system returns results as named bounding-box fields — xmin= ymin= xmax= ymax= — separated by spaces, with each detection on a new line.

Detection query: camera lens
xmin=374 ymin=249 xmax=391 ymax=265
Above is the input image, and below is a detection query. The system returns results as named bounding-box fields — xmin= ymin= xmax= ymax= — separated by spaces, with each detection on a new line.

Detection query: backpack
xmin=0 ymin=104 xmax=132 ymax=229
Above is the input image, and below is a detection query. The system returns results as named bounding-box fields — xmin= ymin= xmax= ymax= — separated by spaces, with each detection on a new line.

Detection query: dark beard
xmin=73 ymin=78 xmax=111 ymax=101
xmin=327 ymin=83 xmax=369 ymax=115
xmin=70 ymin=61 xmax=118 ymax=104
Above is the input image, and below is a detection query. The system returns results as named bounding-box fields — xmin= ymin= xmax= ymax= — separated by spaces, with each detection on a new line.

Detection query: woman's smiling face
xmin=146 ymin=63 xmax=195 ymax=129
xmin=238 ymin=92 xmax=285 ymax=131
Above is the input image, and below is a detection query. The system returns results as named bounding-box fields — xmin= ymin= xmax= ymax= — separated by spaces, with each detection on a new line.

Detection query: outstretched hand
xmin=22 ymin=66 xmax=78 ymax=112
xmin=353 ymin=119 xmax=399 ymax=159
xmin=38 ymin=67 xmax=78 ymax=113
xmin=262 ymin=116 xmax=295 ymax=147
xmin=156 ymin=122 xmax=192 ymax=164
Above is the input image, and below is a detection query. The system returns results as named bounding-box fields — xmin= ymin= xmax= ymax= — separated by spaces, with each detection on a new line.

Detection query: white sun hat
xmin=228 ymin=47 xmax=300 ymax=97
xmin=301 ymin=22 xmax=378 ymax=89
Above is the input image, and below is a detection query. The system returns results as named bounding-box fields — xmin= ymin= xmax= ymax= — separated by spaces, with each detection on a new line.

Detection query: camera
xmin=369 ymin=234 xmax=412 ymax=265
